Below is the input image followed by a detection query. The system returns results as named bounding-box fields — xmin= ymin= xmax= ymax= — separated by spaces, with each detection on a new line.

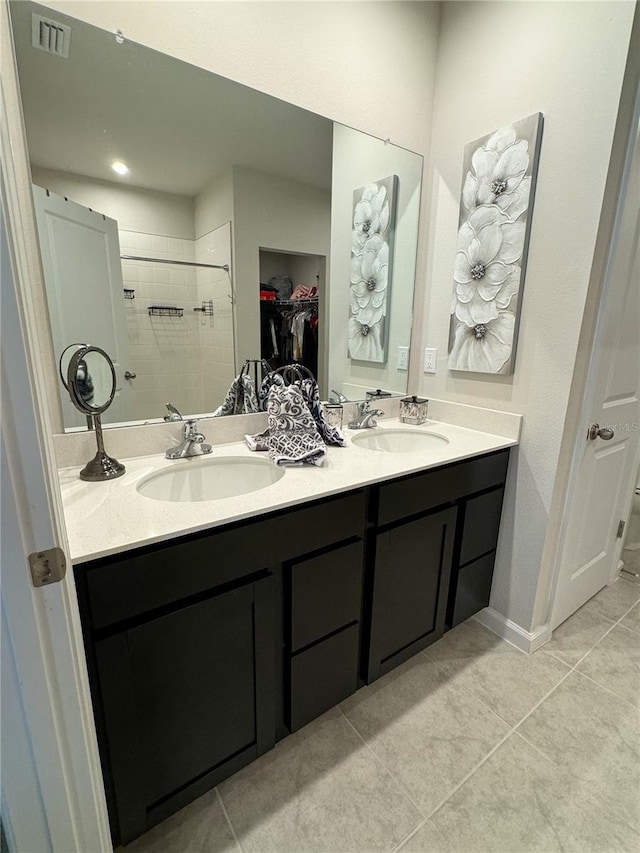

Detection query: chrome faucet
xmin=348 ymin=401 xmax=384 ymax=429
xmin=164 ymin=402 xmax=183 ymax=422
xmin=166 ymin=419 xmax=212 ymax=459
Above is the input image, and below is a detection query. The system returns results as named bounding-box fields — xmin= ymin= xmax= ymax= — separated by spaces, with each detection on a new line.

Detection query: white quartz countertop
xmin=59 ymin=418 xmax=518 ymax=564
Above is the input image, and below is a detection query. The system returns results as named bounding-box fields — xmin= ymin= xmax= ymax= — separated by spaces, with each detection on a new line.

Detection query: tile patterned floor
xmin=125 ymin=577 xmax=640 ymax=853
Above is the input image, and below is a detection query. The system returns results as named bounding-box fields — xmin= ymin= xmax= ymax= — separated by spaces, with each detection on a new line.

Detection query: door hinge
xmin=617 ymin=520 xmax=626 ymax=539
xmin=28 ymin=547 xmax=67 ymax=587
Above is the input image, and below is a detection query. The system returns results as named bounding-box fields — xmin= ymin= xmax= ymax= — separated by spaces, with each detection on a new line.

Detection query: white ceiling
xmin=11 ymin=1 xmax=333 ymax=197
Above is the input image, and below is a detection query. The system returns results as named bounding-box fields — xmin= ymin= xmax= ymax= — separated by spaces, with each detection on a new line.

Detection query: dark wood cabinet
xmin=367 ymin=508 xmax=456 ymax=682
xmin=75 ymin=450 xmax=510 ymax=845
xmin=76 ymin=491 xmax=367 ymax=845
xmin=92 ymin=575 xmax=275 ymax=844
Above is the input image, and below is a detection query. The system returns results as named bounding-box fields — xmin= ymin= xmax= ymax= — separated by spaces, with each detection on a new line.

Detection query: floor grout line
xmin=569 ymin=667 xmax=640 ymax=710
xmin=616 ymin=618 xmax=640 ymax=636
xmin=416 ymin=590 xmax=640 ymax=821
xmin=390 ymin=818 xmax=428 ymax=853
xmin=416 ymin=634 xmax=587 ymax=820
xmin=337 ymin=706 xmax=428 ymax=822
xmin=424 ymin=728 xmax=514 ymax=820
xmin=420 ymin=648 xmax=524 ymax=729
xmin=391 ymin=817 xmax=456 ymax=853
xmin=512 ymin=728 xmax=564 ymax=766
xmin=215 ymin=786 xmax=245 ymax=853
xmin=425 ymin=817 xmax=457 ymax=853
xmin=513 ymin=729 xmax=640 ymax=840
xmin=549 ymin=615 xmax=621 ymax=671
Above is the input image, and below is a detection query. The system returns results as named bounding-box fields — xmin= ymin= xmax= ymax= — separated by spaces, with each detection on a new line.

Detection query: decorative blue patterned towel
xmin=267 ymin=385 xmax=325 ymax=466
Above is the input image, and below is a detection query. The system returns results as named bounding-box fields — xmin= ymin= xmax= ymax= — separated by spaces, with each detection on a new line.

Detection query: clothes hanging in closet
xmin=259 ymin=298 xmax=319 ymax=378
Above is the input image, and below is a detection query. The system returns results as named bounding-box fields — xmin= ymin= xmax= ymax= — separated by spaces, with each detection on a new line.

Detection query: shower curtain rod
xmin=121 ymin=254 xmax=230 ymax=272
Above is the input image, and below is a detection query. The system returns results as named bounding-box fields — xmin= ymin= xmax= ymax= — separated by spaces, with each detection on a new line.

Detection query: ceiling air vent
xmin=31 ymin=14 xmax=71 ymax=58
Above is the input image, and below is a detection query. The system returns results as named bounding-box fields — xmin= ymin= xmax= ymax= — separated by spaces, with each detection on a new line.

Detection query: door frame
xmin=1 ymin=5 xmax=111 ymax=850
xmin=541 ymin=14 xmax=640 ymax=631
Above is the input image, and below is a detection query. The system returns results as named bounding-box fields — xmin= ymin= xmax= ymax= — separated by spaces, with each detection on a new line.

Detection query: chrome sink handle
xmin=348 ymin=401 xmax=384 ymax=430
xmin=166 ymin=418 xmax=212 ymax=459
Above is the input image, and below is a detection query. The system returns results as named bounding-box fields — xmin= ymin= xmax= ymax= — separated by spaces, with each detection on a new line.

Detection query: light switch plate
xmin=423 ymin=347 xmax=437 ymax=373
xmin=397 ymin=346 xmax=409 ymax=370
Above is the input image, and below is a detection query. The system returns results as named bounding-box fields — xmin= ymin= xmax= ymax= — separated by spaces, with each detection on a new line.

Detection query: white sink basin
xmin=350 ymin=428 xmax=449 ymax=453
xmin=136 ymin=456 xmax=284 ymax=502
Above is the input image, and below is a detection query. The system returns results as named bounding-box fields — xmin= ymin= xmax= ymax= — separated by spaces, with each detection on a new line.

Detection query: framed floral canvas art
xmin=448 ymin=113 xmax=543 ymax=374
xmin=349 ymin=175 xmax=398 ymax=363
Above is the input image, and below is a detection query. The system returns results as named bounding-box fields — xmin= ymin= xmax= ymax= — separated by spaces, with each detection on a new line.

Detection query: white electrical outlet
xmin=397 ymin=346 xmax=409 ymax=370
xmin=423 ymin=347 xmax=437 ymax=374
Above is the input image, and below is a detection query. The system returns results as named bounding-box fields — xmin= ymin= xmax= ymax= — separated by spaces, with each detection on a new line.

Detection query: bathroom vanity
xmin=64 ymin=422 xmax=513 ymax=845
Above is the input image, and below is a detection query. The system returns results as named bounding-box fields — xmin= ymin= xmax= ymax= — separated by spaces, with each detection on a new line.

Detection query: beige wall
xmin=416 ymin=1 xmax=635 ymax=630
xmin=31 ymin=166 xmax=194 ymax=239
xmin=195 ymin=169 xmax=234 ymax=240
xmin=44 ymin=1 xmax=440 ymax=154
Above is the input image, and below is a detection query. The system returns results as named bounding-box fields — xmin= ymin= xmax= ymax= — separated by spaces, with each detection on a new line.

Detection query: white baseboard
xmin=473 ymin=607 xmax=552 ymax=654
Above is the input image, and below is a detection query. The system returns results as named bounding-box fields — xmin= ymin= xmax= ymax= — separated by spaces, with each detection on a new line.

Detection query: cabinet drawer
xmin=290 ymin=624 xmax=359 ymax=732
xmin=450 ymin=552 xmax=496 ymax=627
xmin=84 ymin=490 xmax=366 ymax=629
xmin=377 ymin=450 xmax=509 ymax=527
xmin=290 ymin=541 xmax=363 ymax=652
xmin=460 ymin=487 xmax=505 ymax=566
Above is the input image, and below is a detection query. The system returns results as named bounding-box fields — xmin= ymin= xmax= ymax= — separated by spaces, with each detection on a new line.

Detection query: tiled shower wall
xmin=119 ymin=226 xmax=234 ymax=421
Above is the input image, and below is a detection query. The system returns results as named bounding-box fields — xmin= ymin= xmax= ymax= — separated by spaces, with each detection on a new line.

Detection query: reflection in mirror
xmin=77 ymin=351 xmax=117 ymax=411
xmin=59 ymin=342 xmax=87 ymax=390
xmin=66 ymin=345 xmax=125 ymax=480
xmin=67 ymin=346 xmax=117 ymax=416
xmin=11 ymin=1 xmax=422 ymax=432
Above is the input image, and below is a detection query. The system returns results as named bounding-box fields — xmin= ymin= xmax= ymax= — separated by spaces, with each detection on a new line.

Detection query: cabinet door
xmin=367 ymin=507 xmax=456 ymax=682
xmin=96 ymin=576 xmax=274 ymax=844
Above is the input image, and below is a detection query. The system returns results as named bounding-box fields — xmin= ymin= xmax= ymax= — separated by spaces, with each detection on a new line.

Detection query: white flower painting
xmin=349 ymin=175 xmax=398 ymax=363
xmin=449 ymin=113 xmax=543 ymax=374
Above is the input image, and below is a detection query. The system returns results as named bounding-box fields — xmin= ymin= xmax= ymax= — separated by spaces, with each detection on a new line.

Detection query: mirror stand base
xmin=79 ymin=452 xmax=126 ymax=482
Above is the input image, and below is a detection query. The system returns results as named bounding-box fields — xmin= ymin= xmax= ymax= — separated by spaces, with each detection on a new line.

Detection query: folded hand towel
xmin=267 ymin=385 xmax=325 ymax=466
xmin=244 ymin=428 xmax=269 ymax=452
xmin=213 ymin=374 xmax=259 ymax=417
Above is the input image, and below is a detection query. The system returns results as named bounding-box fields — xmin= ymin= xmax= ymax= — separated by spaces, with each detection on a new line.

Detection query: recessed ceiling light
xmin=111 ymin=161 xmax=129 ymax=176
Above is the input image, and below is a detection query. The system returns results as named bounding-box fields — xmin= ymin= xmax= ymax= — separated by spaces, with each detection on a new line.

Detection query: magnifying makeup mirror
xmin=66 ymin=345 xmax=125 ymax=481
xmin=59 ymin=342 xmax=93 ymax=430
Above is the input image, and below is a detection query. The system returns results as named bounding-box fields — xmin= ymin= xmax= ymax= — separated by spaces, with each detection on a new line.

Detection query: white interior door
xmin=32 ymin=186 xmax=133 ymax=428
xmin=551 ymin=105 xmax=640 ymax=629
xmin=1 ymin=201 xmax=111 ymax=852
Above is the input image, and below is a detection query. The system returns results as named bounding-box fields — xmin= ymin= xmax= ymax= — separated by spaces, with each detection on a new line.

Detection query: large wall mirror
xmin=11 ymin=1 xmax=423 ymax=431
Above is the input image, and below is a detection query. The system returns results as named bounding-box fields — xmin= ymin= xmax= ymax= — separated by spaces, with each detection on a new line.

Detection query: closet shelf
xmin=271 ymin=298 xmax=319 ymax=306
xmin=148 ymin=305 xmax=183 ymax=317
